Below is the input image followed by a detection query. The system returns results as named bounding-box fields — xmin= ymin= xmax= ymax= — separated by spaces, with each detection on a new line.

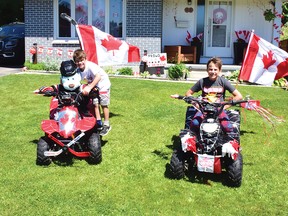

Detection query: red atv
xmin=169 ymin=95 xmax=248 ymax=187
xmin=36 ymin=88 xmax=102 ymax=166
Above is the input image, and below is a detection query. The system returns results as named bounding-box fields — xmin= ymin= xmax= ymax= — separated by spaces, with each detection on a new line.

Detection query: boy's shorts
xmin=93 ymin=89 xmax=110 ymax=106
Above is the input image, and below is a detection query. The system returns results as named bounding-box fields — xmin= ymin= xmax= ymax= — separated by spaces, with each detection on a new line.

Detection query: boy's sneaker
xmin=96 ymin=126 xmax=103 ymax=131
xmin=100 ymin=125 xmax=111 ymax=136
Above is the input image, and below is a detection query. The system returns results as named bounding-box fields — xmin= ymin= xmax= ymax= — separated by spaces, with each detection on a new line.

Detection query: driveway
xmin=0 ymin=66 xmax=22 ymax=77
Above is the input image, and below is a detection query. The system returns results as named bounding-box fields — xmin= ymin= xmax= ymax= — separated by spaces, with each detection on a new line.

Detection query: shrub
xmin=168 ymin=64 xmax=187 ymax=80
xmin=102 ymin=66 xmax=115 ymax=75
xmin=43 ymin=58 xmax=59 ymax=71
xmin=117 ymin=67 xmax=133 ymax=75
xmin=24 ymin=58 xmax=60 ymax=72
xmin=225 ymin=70 xmax=240 ymax=82
xmin=140 ymin=71 xmax=150 ymax=78
xmin=24 ymin=61 xmax=46 ymax=70
xmin=273 ymin=77 xmax=287 ymax=88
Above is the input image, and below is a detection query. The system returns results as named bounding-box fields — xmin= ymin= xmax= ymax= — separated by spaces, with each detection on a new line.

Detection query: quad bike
xmin=170 ymin=95 xmax=248 ymax=187
xmin=36 ymin=87 xmax=102 ymax=166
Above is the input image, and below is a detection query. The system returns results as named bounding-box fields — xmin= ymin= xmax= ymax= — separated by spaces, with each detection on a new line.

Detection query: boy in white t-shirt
xmin=73 ymin=49 xmax=111 ymax=136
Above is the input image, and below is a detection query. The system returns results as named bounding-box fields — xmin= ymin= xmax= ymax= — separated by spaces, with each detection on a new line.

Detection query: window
xmin=57 ymin=0 xmax=124 ymax=39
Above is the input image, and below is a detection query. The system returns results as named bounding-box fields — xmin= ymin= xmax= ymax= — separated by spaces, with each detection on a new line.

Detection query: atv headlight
xmin=201 ymin=123 xmax=218 ymax=133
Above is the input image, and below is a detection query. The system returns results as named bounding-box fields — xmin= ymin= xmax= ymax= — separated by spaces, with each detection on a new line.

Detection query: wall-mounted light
xmin=187 ymin=0 xmax=192 ymax=5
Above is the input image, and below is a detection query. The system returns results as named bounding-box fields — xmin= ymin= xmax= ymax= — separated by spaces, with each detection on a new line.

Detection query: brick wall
xmin=25 ymin=0 xmax=58 ymax=64
xmin=24 ymin=0 xmax=163 ymax=64
xmin=126 ymin=0 xmax=162 ymax=55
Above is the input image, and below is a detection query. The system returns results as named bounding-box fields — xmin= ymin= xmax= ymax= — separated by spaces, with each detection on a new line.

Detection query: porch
xmin=131 ymin=63 xmax=241 ymax=81
xmin=166 ymin=63 xmax=241 ymax=81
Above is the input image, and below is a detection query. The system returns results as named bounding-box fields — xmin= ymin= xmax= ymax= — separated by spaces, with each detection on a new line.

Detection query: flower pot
xmin=233 ymin=42 xmax=248 ymax=65
xmin=191 ymin=41 xmax=202 ymax=64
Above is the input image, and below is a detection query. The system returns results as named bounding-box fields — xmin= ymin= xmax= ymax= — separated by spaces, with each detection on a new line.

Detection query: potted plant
xmin=191 ymin=33 xmax=203 ymax=64
xmin=168 ymin=64 xmax=188 ymax=80
xmin=263 ymin=9 xmax=276 ymax=22
xmin=233 ymin=30 xmax=250 ymax=65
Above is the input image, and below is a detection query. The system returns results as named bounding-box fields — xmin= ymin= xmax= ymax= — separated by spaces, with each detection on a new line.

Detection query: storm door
xmin=205 ymin=0 xmax=233 ymax=57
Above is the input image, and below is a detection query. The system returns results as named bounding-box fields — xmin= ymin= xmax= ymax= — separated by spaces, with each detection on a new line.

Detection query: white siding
xmin=162 ymin=0 xmax=197 ymax=49
xmin=162 ymin=0 xmax=277 ymax=49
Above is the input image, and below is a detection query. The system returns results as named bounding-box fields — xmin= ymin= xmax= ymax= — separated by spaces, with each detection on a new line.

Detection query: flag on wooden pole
xmin=76 ymin=24 xmax=140 ymax=66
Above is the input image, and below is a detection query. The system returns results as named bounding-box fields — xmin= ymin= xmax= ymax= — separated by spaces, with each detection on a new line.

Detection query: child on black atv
xmin=171 ymin=57 xmax=243 ymax=133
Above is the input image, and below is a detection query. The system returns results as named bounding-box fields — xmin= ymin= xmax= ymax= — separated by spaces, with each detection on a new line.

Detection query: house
xmin=24 ymin=0 xmax=283 ymax=66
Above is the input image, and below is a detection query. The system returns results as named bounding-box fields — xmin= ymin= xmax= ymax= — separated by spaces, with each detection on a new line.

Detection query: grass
xmin=0 ymin=74 xmax=288 ymax=215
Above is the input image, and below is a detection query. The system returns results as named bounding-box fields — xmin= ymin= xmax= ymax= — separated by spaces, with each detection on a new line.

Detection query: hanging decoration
xmin=213 ymin=7 xmax=227 ymax=24
xmin=27 ymin=46 xmax=75 ymax=59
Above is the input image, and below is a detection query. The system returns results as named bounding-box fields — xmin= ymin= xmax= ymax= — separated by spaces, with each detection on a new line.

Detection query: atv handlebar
xmin=58 ymin=87 xmax=99 ymax=107
xmin=58 ymin=91 xmax=82 ymax=106
xmin=172 ymin=95 xmax=247 ymax=106
xmin=171 ymin=94 xmax=248 ymax=114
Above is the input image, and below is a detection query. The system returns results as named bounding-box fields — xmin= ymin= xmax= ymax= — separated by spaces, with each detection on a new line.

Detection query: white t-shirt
xmin=78 ymin=61 xmax=111 ymax=90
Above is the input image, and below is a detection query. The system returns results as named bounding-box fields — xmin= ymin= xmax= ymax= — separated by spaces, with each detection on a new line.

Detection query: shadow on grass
xmin=152 ymin=134 xmax=180 ymax=161
xmin=31 ymin=139 xmax=38 ymax=144
xmin=100 ymin=136 xmax=108 ymax=146
xmin=107 ymin=112 xmax=121 ymax=119
xmin=240 ymin=130 xmax=256 ymax=135
xmin=53 ymin=154 xmax=74 ymax=166
xmin=164 ymin=162 xmax=226 ymax=186
xmin=152 ymin=150 xmax=170 ymax=160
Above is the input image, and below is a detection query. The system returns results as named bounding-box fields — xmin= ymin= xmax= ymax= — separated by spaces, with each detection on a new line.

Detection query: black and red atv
xmin=169 ymin=95 xmax=248 ymax=187
xmin=36 ymin=88 xmax=102 ymax=166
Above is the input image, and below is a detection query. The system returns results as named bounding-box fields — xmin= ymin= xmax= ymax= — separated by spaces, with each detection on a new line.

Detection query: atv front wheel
xmin=36 ymin=137 xmax=52 ymax=166
xmin=170 ymin=149 xmax=185 ymax=179
xmin=225 ymin=153 xmax=243 ymax=187
xmin=87 ymin=132 xmax=102 ymax=164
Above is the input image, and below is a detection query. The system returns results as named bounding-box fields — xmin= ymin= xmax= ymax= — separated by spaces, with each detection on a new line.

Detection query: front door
xmin=205 ymin=0 xmax=233 ymax=57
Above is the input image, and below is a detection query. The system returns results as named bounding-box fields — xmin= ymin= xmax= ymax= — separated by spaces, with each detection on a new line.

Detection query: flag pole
xmin=238 ymin=29 xmax=254 ymax=83
xmin=60 ymin=13 xmax=82 ymax=49
xmin=60 ymin=13 xmax=77 ymax=26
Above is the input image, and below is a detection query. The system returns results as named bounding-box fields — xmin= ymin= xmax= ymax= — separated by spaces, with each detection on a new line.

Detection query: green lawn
xmin=0 ymin=74 xmax=287 ymax=215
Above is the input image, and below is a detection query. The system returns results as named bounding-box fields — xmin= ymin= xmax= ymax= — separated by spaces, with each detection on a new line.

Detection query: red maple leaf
xmin=60 ymin=113 xmax=75 ymax=126
xmin=262 ymin=50 xmax=276 ymax=69
xmin=160 ymin=55 xmax=166 ymax=61
xmin=101 ymin=35 xmax=122 ymax=54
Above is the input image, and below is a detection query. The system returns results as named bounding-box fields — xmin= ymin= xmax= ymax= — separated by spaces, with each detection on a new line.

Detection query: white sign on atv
xmin=197 ymin=154 xmax=215 ymax=173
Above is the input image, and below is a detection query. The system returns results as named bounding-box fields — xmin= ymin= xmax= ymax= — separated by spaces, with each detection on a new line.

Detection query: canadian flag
xmin=67 ymin=50 xmax=74 ymax=58
xmin=47 ymin=48 xmax=53 ymax=55
xmin=57 ymin=48 xmax=63 ymax=56
xmin=239 ymin=31 xmax=288 ymax=86
xmin=76 ymin=24 xmax=140 ymax=66
xmin=186 ymin=30 xmax=192 ymax=44
xmin=38 ymin=46 xmax=44 ymax=54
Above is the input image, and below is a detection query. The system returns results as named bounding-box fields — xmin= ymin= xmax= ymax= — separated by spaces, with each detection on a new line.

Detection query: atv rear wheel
xmin=225 ymin=153 xmax=243 ymax=187
xmin=170 ymin=149 xmax=185 ymax=179
xmin=87 ymin=132 xmax=102 ymax=164
xmin=36 ymin=137 xmax=52 ymax=166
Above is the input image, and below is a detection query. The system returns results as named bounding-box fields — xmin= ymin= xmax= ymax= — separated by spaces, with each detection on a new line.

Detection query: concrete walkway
xmin=0 ymin=66 xmax=23 ymax=77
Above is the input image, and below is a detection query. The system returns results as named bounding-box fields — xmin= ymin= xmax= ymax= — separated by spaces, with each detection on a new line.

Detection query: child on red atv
xmin=36 ymin=60 xmax=102 ymax=166
xmin=38 ymin=60 xmax=99 ymax=120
